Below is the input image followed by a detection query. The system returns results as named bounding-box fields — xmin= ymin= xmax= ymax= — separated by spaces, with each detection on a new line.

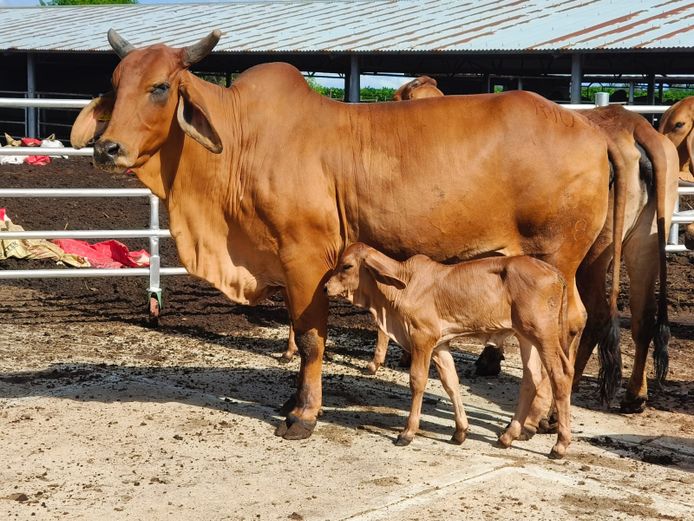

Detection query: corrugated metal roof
xmin=0 ymin=0 xmax=692 ymax=53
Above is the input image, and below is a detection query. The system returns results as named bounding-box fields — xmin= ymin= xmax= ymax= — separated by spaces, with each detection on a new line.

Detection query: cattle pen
xmin=1 ymin=95 xmax=693 ymax=521
xmin=0 ymin=95 xmax=692 ymax=317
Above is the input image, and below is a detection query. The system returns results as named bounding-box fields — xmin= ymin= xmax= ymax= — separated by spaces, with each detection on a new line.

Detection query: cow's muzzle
xmin=93 ymin=139 xmax=126 ymax=170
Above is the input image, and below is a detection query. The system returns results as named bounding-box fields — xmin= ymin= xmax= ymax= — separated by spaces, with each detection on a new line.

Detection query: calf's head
xmin=325 ymin=243 xmax=406 ymax=302
xmin=71 ymin=29 xmax=223 ymax=173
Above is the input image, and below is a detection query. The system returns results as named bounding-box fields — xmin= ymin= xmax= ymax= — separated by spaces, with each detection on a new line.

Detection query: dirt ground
xmin=0 ymin=158 xmax=693 ymax=520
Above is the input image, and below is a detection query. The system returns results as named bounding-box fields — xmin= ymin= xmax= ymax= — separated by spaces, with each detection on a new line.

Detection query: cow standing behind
xmin=325 ymin=243 xmax=573 ymax=459
xmin=387 ymin=77 xmax=677 ymax=412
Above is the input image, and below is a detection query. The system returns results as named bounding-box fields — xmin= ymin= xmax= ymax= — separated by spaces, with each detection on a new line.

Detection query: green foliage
xmin=305 ymin=77 xmax=396 ymax=102
xmin=40 ymin=0 xmax=136 ymax=5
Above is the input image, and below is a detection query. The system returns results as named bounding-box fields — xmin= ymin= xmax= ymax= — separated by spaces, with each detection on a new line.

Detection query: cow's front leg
xmin=274 ymin=267 xmax=330 ymax=440
xmin=279 ymin=289 xmax=299 ymax=363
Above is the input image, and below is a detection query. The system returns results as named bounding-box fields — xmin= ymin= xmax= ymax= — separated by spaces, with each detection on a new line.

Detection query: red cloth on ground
xmin=53 ymin=239 xmax=150 ymax=269
xmin=21 ymin=137 xmax=51 ymax=165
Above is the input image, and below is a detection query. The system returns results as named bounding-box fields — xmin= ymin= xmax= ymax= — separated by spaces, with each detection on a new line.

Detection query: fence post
xmin=669 ymin=198 xmax=680 ymax=247
xmin=26 ymin=54 xmax=37 ymax=138
xmin=595 ymin=92 xmax=610 ymax=106
xmin=148 ymin=194 xmax=162 ymax=323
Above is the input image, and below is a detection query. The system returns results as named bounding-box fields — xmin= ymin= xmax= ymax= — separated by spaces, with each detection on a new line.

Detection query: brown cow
xmin=659 ymin=97 xmax=694 ymax=183
xmin=71 ymin=30 xmax=621 ymax=440
xmin=476 ymin=107 xmax=679 ymax=410
xmin=392 ymin=76 xmax=443 ymax=101
xmin=325 ymin=243 xmax=573 ymax=459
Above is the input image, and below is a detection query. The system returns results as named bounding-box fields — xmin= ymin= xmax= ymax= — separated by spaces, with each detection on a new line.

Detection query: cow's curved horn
xmin=182 ymin=30 xmax=222 ymax=66
xmin=107 ymin=28 xmax=135 ymax=58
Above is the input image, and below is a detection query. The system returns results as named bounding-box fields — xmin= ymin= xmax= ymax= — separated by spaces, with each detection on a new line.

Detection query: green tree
xmin=40 ymin=0 xmax=137 ymax=5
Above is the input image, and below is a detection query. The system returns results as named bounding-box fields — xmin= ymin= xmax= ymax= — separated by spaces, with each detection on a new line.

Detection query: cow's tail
xmin=634 ymin=124 xmax=671 ymax=385
xmin=598 ymin=137 xmax=627 ymax=406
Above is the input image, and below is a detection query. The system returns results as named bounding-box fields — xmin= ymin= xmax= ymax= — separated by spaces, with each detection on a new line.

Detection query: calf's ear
xmin=177 ymin=76 xmax=223 ymax=154
xmin=364 ymin=249 xmax=406 ymax=289
xmin=70 ymin=92 xmax=115 ymax=148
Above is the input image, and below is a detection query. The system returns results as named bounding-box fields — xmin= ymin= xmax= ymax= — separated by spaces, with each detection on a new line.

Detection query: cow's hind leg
xmin=432 ymin=343 xmax=469 ymax=444
xmin=499 ymin=337 xmax=543 ymax=448
xmin=621 ymin=227 xmax=659 ymax=413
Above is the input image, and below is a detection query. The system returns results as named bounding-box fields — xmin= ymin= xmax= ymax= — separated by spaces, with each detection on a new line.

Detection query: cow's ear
xmin=177 ymin=80 xmax=223 ymax=154
xmin=70 ymin=92 xmax=115 ymax=148
xmin=363 ymin=249 xmax=407 ymax=289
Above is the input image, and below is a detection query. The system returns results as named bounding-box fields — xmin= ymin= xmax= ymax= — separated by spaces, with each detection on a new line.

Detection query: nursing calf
xmin=325 ymin=243 xmax=574 ymax=459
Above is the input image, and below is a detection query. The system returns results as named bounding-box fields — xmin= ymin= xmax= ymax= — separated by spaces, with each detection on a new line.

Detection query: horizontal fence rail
xmin=0 ymin=95 xmax=691 ymax=316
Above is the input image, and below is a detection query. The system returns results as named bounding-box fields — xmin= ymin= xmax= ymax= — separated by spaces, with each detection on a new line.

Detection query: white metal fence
xmin=0 ymin=95 xmax=691 ymax=318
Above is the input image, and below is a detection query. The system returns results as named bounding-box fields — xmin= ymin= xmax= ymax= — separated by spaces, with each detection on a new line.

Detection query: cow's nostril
xmin=323 ymin=285 xmax=328 ymax=294
xmin=105 ymin=142 xmax=120 ymax=157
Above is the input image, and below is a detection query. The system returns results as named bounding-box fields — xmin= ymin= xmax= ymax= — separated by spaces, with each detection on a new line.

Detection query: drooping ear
xmin=363 ymin=248 xmax=406 ymax=289
xmin=70 ymin=92 xmax=115 ymax=148
xmin=177 ymin=75 xmax=223 ymax=154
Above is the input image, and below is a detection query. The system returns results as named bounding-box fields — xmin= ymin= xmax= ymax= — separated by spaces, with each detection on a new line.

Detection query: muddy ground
xmin=0 ymin=158 xmax=692 ymax=520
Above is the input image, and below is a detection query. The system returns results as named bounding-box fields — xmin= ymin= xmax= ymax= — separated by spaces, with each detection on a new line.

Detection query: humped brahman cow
xmin=326 ymin=244 xmax=573 ymax=458
xmin=71 ymin=30 xmax=624 ymax=440
xmin=390 ymin=77 xmax=677 ymax=410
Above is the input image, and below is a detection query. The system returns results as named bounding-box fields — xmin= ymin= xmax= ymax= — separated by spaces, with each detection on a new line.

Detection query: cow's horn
xmin=182 ymin=30 xmax=222 ymax=66
xmin=107 ymin=28 xmax=135 ymax=58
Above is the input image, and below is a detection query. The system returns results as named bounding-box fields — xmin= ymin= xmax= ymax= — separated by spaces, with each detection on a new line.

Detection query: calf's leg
xmin=366 ymin=329 xmax=390 ymax=375
xmin=431 ymin=343 xmax=469 ymax=444
xmin=499 ymin=337 xmax=544 ymax=448
xmin=396 ymin=340 xmax=434 ymax=446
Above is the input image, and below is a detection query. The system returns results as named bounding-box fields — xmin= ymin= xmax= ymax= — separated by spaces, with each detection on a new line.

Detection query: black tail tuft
xmin=653 ymin=317 xmax=670 ymax=385
xmin=598 ymin=315 xmax=622 ymax=407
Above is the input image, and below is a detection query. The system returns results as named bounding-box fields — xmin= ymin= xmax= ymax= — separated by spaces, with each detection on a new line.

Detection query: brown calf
xmin=325 ymin=243 xmax=574 ymax=459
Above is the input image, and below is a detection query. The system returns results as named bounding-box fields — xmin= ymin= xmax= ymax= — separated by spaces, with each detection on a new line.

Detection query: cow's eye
xmin=675 ymin=121 xmax=685 ymax=129
xmin=150 ymin=82 xmax=170 ymax=97
xmin=343 ymin=263 xmax=353 ymax=271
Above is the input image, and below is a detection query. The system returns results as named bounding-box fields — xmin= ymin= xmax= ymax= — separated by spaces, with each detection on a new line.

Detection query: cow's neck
xmin=137 ymin=78 xmax=275 ymax=305
xmin=354 ymin=280 xmax=412 ymax=350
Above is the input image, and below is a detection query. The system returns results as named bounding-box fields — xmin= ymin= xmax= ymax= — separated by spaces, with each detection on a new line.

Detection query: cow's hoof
xmin=451 ymin=429 xmax=468 ymax=445
xmin=278 ymin=395 xmax=297 ymax=416
xmin=275 ymin=415 xmax=317 ymax=440
xmin=394 ymin=434 xmax=413 ymax=446
xmin=475 ymin=345 xmax=504 ymax=377
xmin=620 ymin=394 xmax=647 ymax=414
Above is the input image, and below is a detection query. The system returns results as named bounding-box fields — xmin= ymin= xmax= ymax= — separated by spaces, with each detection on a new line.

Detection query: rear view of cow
xmin=326 ymin=243 xmax=573 ymax=459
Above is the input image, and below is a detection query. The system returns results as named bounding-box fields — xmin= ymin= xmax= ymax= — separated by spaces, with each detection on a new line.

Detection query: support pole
xmin=517 ymin=77 xmax=523 ymax=90
xmin=570 ymin=54 xmax=582 ymax=104
xmin=26 ymin=53 xmax=37 ymax=138
xmin=483 ymin=73 xmax=491 ymax=93
xmin=628 ymin=81 xmax=635 ymax=104
xmin=346 ymin=54 xmax=360 ymax=103
xmin=148 ymin=194 xmax=162 ymax=320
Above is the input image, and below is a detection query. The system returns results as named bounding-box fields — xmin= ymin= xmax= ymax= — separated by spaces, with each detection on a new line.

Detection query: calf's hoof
xmin=394 ymin=434 xmax=413 ymax=446
xmin=274 ymin=414 xmax=317 ymax=440
xmin=548 ymin=444 xmax=567 ymax=460
xmin=365 ymin=361 xmax=379 ymax=375
xmin=278 ymin=353 xmax=294 ymax=364
xmin=474 ymin=345 xmax=504 ymax=377
xmin=451 ymin=428 xmax=468 ymax=445
xmin=620 ymin=393 xmax=647 ymax=414
xmin=537 ymin=413 xmax=558 ymax=434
